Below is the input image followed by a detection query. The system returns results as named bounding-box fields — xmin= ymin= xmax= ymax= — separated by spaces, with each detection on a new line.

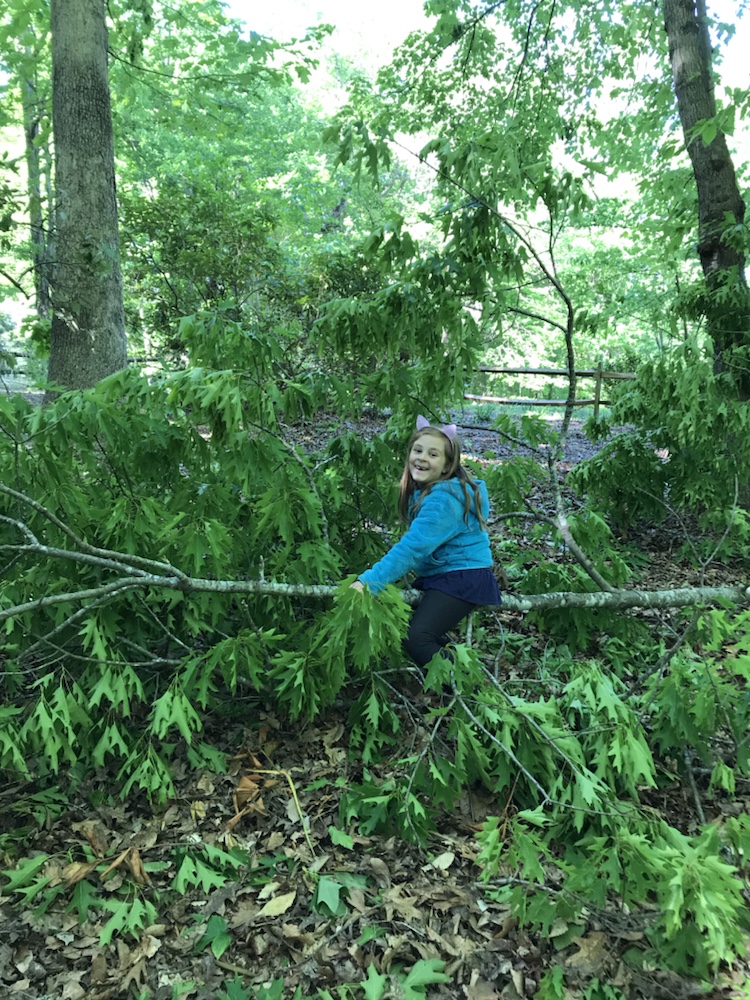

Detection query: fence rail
xmin=2 ymin=352 xmax=636 ymax=420
xmin=467 ymin=363 xmax=636 ymax=418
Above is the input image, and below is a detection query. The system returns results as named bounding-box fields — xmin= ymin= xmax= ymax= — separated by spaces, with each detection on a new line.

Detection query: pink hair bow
xmin=416 ymin=414 xmax=457 ymax=441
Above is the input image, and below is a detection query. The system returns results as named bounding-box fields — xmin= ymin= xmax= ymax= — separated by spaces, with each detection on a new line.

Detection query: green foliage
xmin=224 ymin=959 xmax=450 ymax=1000
xmin=572 ymin=342 xmax=750 ymax=551
xmin=643 ymin=607 xmax=750 ymax=772
xmin=480 ymin=810 xmax=748 ymax=978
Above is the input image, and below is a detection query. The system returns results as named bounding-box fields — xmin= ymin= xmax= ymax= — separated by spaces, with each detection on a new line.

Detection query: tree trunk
xmin=48 ymin=0 xmax=127 ymax=393
xmin=22 ymin=47 xmax=52 ymax=319
xmin=663 ymin=0 xmax=750 ymax=395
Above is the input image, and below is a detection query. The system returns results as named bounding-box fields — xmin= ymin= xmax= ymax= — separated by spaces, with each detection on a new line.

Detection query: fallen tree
xmin=3 ymin=479 xmax=748 ymax=622
xmin=3 ymin=340 xmax=750 ymax=982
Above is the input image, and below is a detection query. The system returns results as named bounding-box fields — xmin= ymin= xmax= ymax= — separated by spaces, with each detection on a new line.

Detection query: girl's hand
xmin=350 ymin=580 xmax=365 ymax=592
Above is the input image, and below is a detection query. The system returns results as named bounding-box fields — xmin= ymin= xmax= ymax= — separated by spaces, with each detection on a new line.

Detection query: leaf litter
xmin=1 ymin=699 xmax=746 ymax=1000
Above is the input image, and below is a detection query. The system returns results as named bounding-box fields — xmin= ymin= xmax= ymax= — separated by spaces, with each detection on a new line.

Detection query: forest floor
xmin=1 ymin=405 xmax=748 ymax=1000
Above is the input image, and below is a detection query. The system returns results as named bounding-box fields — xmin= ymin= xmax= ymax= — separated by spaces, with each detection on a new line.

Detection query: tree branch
xmin=2 ymin=487 xmax=748 ymax=628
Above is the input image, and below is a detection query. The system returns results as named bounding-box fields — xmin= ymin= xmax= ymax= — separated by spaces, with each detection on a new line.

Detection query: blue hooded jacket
xmin=358 ymin=478 xmax=493 ymax=595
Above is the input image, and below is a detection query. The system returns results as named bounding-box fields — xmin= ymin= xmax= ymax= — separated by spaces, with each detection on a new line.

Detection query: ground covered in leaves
xmin=2 ymin=408 xmax=749 ymax=1000
xmin=1 ymin=681 xmax=747 ymax=1000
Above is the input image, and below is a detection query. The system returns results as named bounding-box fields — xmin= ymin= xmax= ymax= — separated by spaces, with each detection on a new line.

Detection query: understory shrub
xmin=572 ymin=340 xmax=750 ymax=558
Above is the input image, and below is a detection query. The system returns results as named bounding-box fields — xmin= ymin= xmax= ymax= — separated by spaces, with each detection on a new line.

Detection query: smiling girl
xmin=351 ymin=415 xmax=501 ymax=667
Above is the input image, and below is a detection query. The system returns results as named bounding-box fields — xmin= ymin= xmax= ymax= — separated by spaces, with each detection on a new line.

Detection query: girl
xmin=352 ymin=416 xmax=501 ymax=666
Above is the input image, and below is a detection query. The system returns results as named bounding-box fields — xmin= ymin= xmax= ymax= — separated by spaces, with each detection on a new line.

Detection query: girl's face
xmin=409 ymin=432 xmax=450 ymax=487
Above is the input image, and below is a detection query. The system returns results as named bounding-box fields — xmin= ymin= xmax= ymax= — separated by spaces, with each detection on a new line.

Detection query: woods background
xmin=1 ymin=0 xmax=750 ymax=998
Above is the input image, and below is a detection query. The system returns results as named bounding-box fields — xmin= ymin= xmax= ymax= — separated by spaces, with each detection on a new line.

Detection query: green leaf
xmin=313 ymin=875 xmax=347 ymax=917
xmin=362 ymin=963 xmax=388 ymax=1000
xmin=2 ymin=854 xmax=50 ymax=891
xmin=196 ymin=914 xmax=233 ymax=959
xmin=401 ymin=958 xmax=451 ymax=998
xmin=328 ymin=825 xmax=354 ymax=849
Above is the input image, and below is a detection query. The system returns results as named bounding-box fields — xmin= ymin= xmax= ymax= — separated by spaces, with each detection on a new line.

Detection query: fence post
xmin=593 ymin=361 xmax=603 ymax=420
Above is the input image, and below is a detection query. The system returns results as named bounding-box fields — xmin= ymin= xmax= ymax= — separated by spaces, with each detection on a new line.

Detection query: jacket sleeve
xmin=359 ymin=489 xmax=462 ymax=594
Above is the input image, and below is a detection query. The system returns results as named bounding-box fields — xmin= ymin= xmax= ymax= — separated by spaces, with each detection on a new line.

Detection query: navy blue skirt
xmin=413 ymin=568 xmax=502 ymax=606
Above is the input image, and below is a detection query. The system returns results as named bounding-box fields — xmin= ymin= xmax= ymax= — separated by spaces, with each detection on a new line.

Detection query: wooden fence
xmin=465 ymin=363 xmax=637 ymax=419
xmin=2 ymin=352 xmax=636 ymax=420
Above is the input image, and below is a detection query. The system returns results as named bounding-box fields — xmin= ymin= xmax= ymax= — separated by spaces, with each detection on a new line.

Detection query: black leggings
xmin=403 ymin=589 xmax=475 ymax=667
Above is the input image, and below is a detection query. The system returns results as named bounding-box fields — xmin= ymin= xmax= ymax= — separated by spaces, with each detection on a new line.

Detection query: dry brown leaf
xmin=382 ymin=887 xmax=421 ymax=922
xmin=235 ymin=775 xmax=261 ymax=808
xmin=347 ymin=887 xmax=367 ymax=913
xmin=257 ymin=890 xmax=297 ymax=917
xmin=99 ymin=848 xmax=131 ymax=881
xmin=367 ymin=857 xmax=391 ymax=888
xmin=225 ymin=811 xmax=245 ymax=832
xmin=122 ymin=957 xmax=147 ymax=991
xmin=281 ymin=923 xmax=316 ymax=950
xmin=565 ymin=931 xmax=612 ymax=975
xmin=426 ymin=851 xmax=455 ymax=871
xmin=190 ymin=800 xmax=207 ymax=823
xmin=323 ymin=723 xmax=345 ymax=746
xmin=131 ymin=821 xmax=160 ymax=852
xmin=71 ymin=819 xmax=110 ymax=858
xmin=115 ymin=938 xmax=132 ymax=970
xmin=62 ymin=860 xmax=99 ymax=887
xmin=126 ymin=846 xmax=150 ymax=885
xmin=90 ymin=954 xmax=109 ymax=984
xmin=265 ymin=831 xmax=285 ymax=850
xmin=424 ymin=925 xmax=461 ymax=958
xmin=307 ymin=853 xmax=330 ymax=873
xmin=61 ymin=972 xmax=87 ymax=1000
xmin=196 ymin=773 xmax=215 ymax=794
xmin=286 ymin=797 xmax=301 ymax=823
xmin=230 ymin=902 xmax=260 ymax=929
xmin=257 ymin=880 xmax=281 ymax=900
xmin=226 ymin=795 xmax=267 ymax=831
xmin=160 ymin=804 xmax=181 ymax=828
xmin=132 ymin=935 xmax=162 ymax=961
xmin=464 ymin=977 xmax=501 ymax=999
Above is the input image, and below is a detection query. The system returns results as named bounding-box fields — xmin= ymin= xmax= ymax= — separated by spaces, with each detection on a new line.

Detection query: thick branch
xmin=2 ymin=573 xmax=748 ymax=625
xmin=2 ymin=487 xmax=748 ymax=625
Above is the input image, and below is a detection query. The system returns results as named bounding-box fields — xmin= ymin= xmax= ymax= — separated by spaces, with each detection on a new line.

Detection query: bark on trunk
xmin=48 ymin=0 xmax=127 ymax=393
xmin=22 ymin=52 xmax=52 ymax=319
xmin=663 ymin=0 xmax=750 ymax=394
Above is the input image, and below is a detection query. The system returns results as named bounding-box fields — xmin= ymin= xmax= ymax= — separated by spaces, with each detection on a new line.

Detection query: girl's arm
xmin=358 ymin=490 xmax=462 ymax=594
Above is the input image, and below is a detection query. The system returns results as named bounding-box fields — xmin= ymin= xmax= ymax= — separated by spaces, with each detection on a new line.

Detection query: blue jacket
xmin=359 ymin=478 xmax=493 ymax=595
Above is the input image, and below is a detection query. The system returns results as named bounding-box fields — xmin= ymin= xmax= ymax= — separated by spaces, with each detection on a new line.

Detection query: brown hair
xmin=397 ymin=426 xmax=486 ymax=528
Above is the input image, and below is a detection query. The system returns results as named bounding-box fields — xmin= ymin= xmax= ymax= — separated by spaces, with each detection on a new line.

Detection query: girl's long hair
xmin=397 ymin=426 xmax=486 ymax=528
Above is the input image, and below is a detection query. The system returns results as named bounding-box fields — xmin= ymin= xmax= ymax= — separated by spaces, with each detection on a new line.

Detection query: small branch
xmin=683 ymin=748 xmax=706 ymax=825
xmin=497 ymin=507 xmax=615 ymax=594
xmin=1 ymin=578 xmax=147 ymax=622
xmin=404 ymin=709 xmax=453 ymax=846
xmin=2 ymin=487 xmax=748 ymax=624
xmin=455 ymin=691 xmax=552 ymax=802
xmin=0 ymin=514 xmax=40 ymax=545
xmin=630 ymin=619 xmax=696 ymax=704
xmin=246 ymin=418 xmax=330 ymax=544
xmin=455 ymin=687 xmax=631 ymax=820
xmin=2 ymin=572 xmax=749 ymax=626
xmin=19 ymin=585 xmax=149 ymax=664
xmin=548 ymin=470 xmax=615 ymax=593
xmin=503 ymin=304 xmax=568 ymax=335
xmin=0 ymin=268 xmax=30 ymax=298
xmin=0 ymin=484 xmax=190 ymax=582
xmin=455 ymin=420 xmax=543 ymax=456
